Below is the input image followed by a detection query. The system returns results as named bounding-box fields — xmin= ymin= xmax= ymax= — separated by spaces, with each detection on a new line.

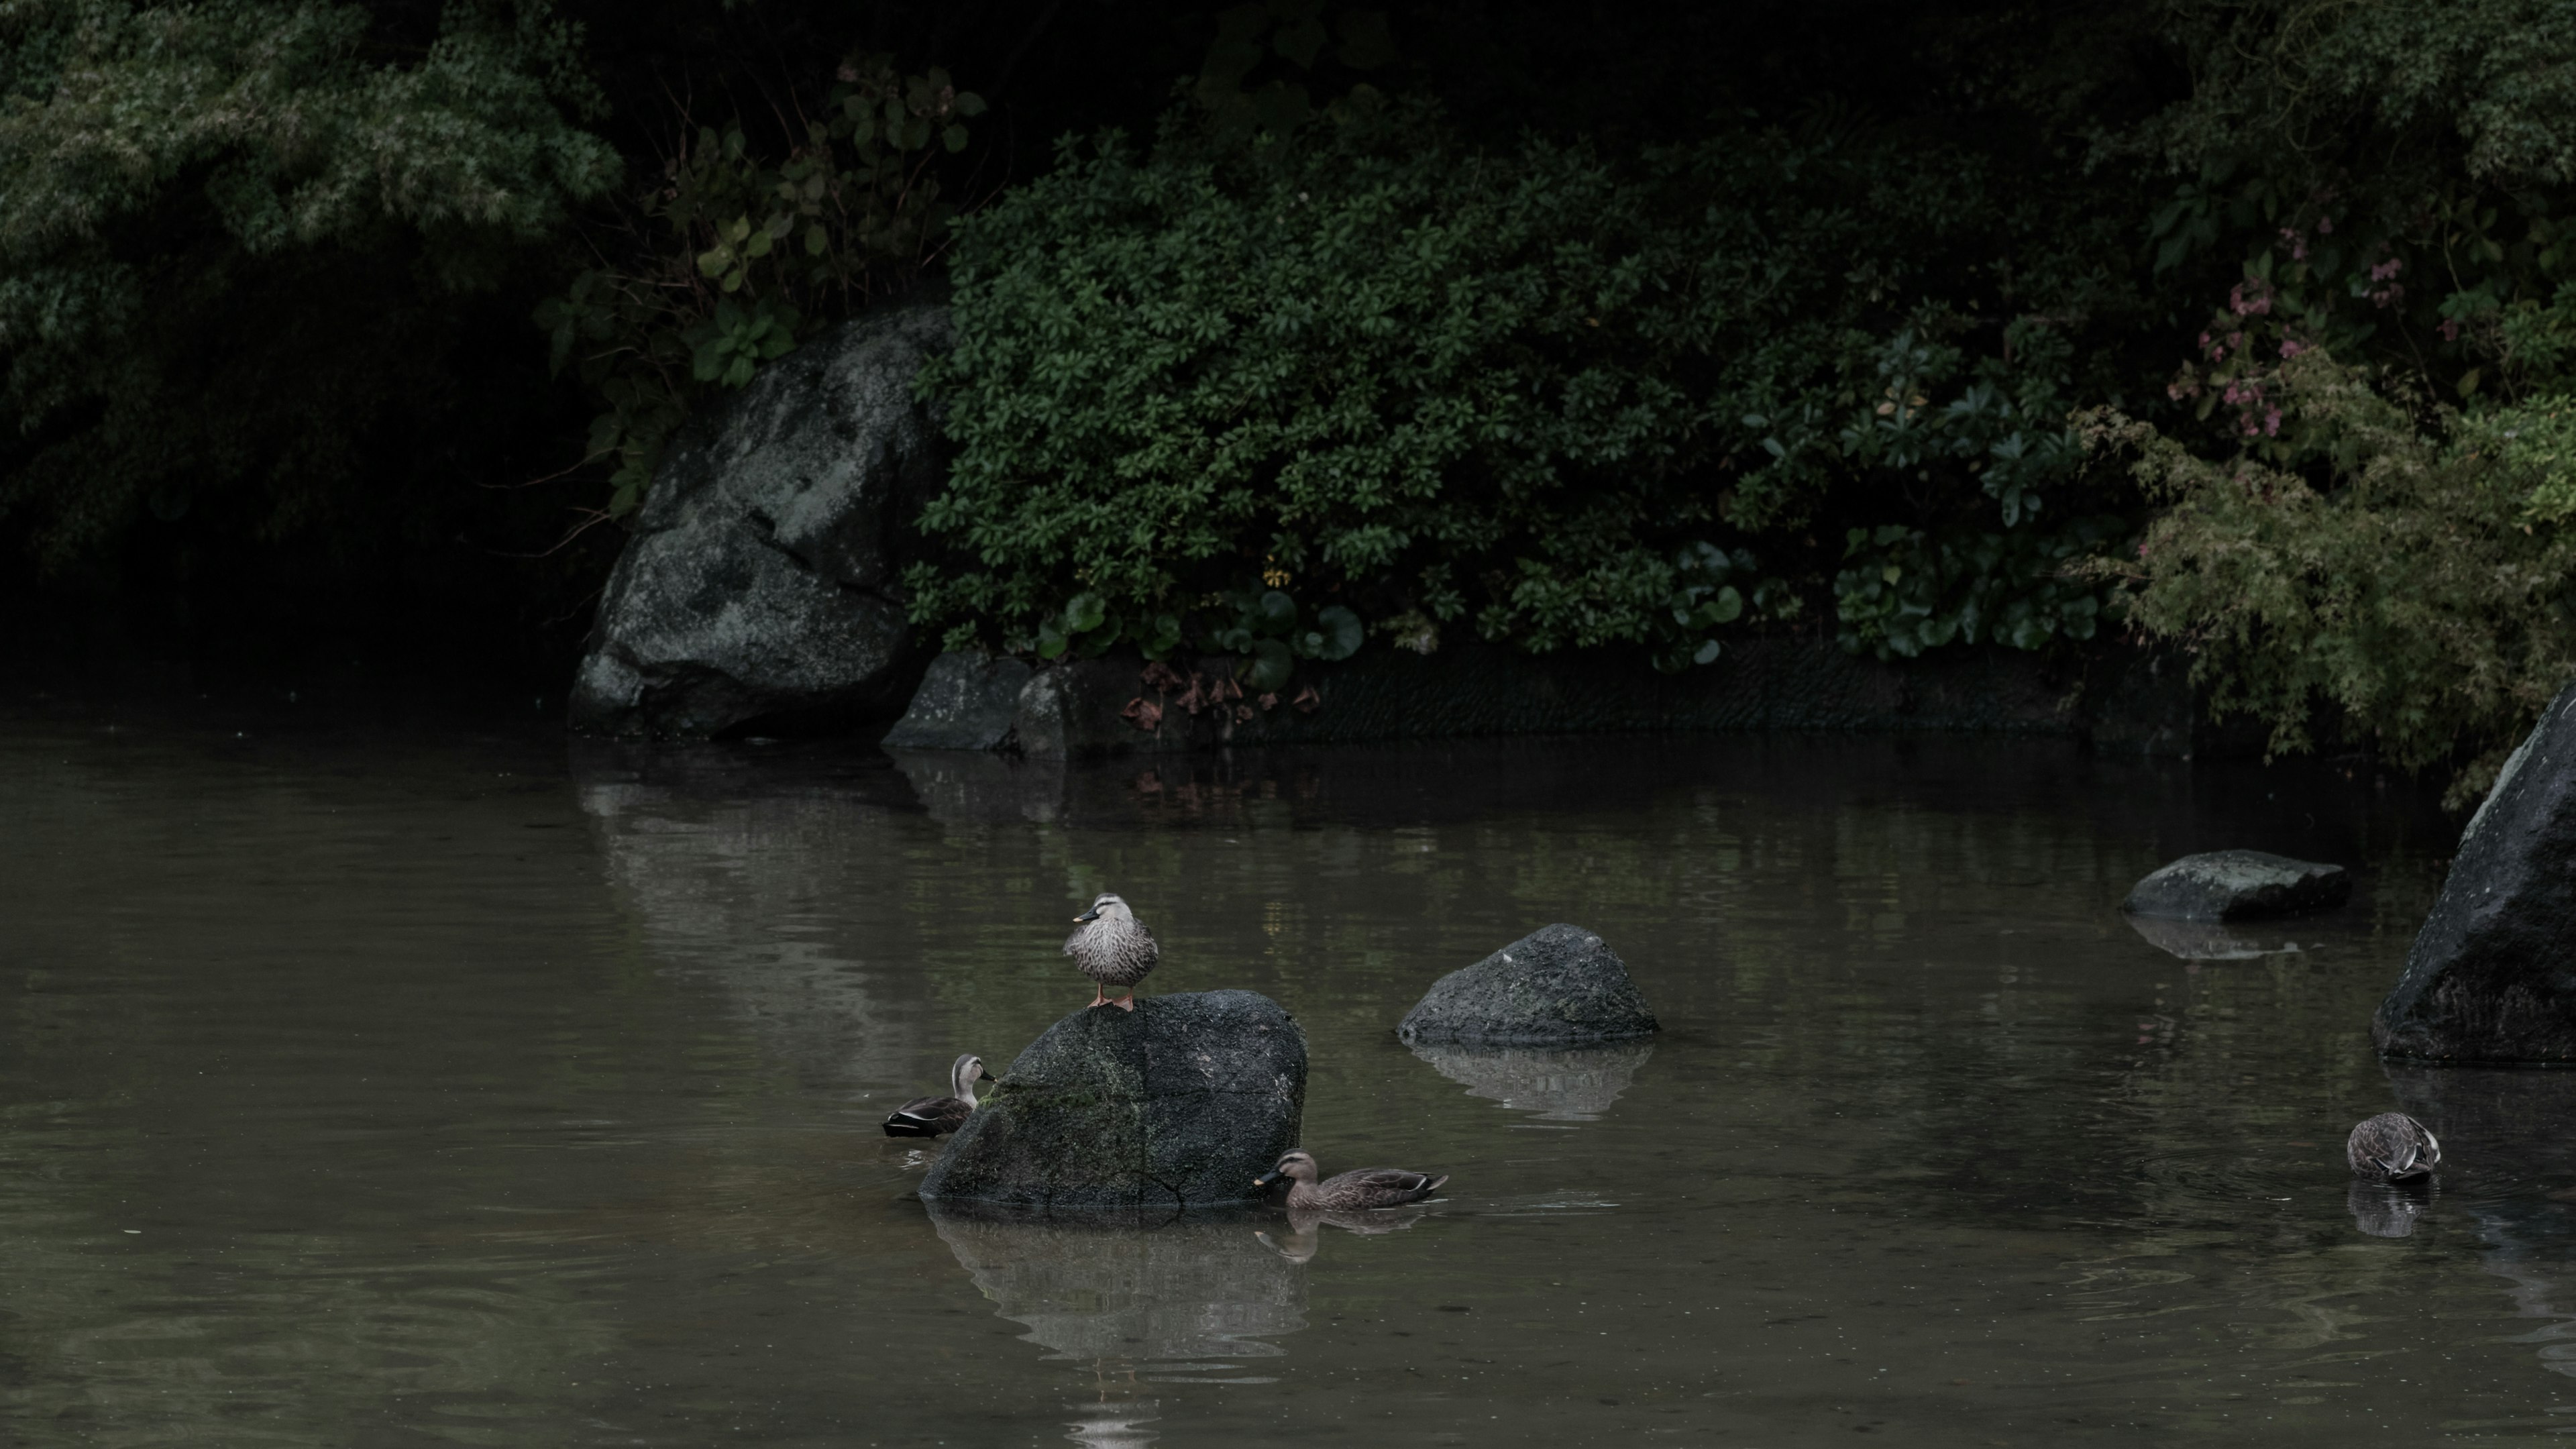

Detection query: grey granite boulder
xmin=920 ymin=989 xmax=1305 ymax=1212
xmin=881 ymin=653 xmax=1031 ymax=749
xmin=1396 ymin=924 xmax=1658 ymax=1046
xmin=2374 ymin=683 xmax=2576 ymax=1062
xmin=2119 ymin=849 xmax=2350 ymax=922
xmin=570 ymin=301 xmax=951 ymax=739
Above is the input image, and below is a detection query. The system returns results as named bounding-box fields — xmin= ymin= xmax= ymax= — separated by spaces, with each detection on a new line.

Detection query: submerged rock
xmin=2119 ymin=849 xmax=2350 ymax=922
xmin=2375 ymin=683 xmax=2576 ymax=1062
xmin=1407 ymin=1040 xmax=1654 ymax=1122
xmin=570 ymin=301 xmax=951 ymax=739
xmin=1396 ymin=924 xmax=1658 ymax=1046
xmin=920 ymin=989 xmax=1305 ymax=1212
xmin=881 ymin=653 xmax=1032 ymax=750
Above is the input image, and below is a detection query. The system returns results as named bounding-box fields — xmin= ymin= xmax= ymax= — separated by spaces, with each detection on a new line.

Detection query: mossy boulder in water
xmin=1397 ymin=924 xmax=1658 ymax=1046
xmin=2120 ymin=849 xmax=2349 ymax=922
xmin=920 ymin=990 xmax=1305 ymax=1212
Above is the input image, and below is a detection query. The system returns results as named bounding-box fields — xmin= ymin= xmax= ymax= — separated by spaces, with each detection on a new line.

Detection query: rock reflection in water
xmin=2123 ymin=914 xmax=2304 ymax=961
xmin=927 ymin=1208 xmax=1305 ymax=1371
xmin=2347 ymin=1179 xmax=2435 ymax=1238
xmin=2389 ymin=1066 xmax=2576 ymax=1376
xmin=1409 ymin=1040 xmax=1653 ymax=1122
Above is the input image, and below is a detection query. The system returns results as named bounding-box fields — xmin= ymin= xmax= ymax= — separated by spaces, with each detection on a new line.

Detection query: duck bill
xmin=1252 ymin=1169 xmax=1284 ymax=1189
xmin=979 ymin=1069 xmax=998 ymax=1082
xmin=1073 ymin=909 xmax=1099 ymax=923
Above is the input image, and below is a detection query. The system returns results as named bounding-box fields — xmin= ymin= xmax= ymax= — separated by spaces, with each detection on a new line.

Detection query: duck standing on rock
xmin=1065 ymin=892 xmax=1157 ymax=1011
xmin=1254 ymin=1149 xmax=1448 ymax=1210
xmin=2347 ymin=1111 xmax=2442 ymax=1182
xmin=882 ymin=1054 xmax=994 ymax=1137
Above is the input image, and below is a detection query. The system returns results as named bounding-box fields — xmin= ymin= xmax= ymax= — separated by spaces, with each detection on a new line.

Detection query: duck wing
xmin=882 ymin=1094 xmax=969 ymax=1138
xmin=1318 ymin=1167 xmax=1448 ymax=1209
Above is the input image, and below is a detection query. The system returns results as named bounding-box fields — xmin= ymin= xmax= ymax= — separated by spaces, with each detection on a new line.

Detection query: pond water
xmin=5 ymin=700 xmax=2571 ymax=1446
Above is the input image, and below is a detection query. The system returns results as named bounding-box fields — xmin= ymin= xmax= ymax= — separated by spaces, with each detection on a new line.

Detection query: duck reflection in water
xmin=1255 ymin=1203 xmax=1429 ymax=1263
xmin=2349 ymin=1179 xmax=2436 ymax=1238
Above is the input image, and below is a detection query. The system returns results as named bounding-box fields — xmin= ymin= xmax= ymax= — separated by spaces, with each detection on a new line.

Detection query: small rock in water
xmin=2376 ymin=681 xmax=2576 ymax=1061
xmin=920 ymin=989 xmax=1304 ymax=1212
xmin=882 ymin=652 xmax=1033 ymax=751
xmin=1397 ymin=924 xmax=1658 ymax=1047
xmin=2119 ymin=849 xmax=2349 ymax=922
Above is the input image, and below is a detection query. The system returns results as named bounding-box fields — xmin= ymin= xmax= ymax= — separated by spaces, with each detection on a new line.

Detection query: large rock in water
xmin=920 ymin=990 xmax=1305 ymax=1212
xmin=1397 ymin=924 xmax=1658 ymax=1046
xmin=2120 ymin=849 xmax=2349 ymax=921
xmin=569 ymin=301 xmax=951 ymax=739
xmin=2375 ymin=684 xmax=2576 ymax=1062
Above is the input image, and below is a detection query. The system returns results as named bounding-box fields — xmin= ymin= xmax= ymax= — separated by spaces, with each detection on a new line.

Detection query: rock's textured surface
xmin=1397 ymin=924 xmax=1658 ymax=1046
xmin=920 ymin=990 xmax=1305 ymax=1212
xmin=570 ymin=301 xmax=951 ymax=739
xmin=2375 ymin=683 xmax=2576 ymax=1062
xmin=881 ymin=653 xmax=1030 ymax=750
xmin=2120 ymin=849 xmax=2350 ymax=922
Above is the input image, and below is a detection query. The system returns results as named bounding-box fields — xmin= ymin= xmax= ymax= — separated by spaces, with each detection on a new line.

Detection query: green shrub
xmin=2090 ymin=351 xmax=2576 ymax=804
xmin=906 ymin=100 xmax=2108 ymax=678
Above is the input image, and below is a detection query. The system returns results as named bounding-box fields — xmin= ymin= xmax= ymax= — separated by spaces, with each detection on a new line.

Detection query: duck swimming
xmin=1253 ymin=1149 xmax=1448 ymax=1211
xmin=1064 ymin=892 xmax=1157 ymax=1011
xmin=2347 ymin=1111 xmax=2441 ymax=1181
xmin=882 ymin=1053 xmax=994 ymax=1137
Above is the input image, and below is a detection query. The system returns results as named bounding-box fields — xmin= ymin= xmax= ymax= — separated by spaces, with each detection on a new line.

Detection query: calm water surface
xmin=3 ymin=702 xmax=2569 ymax=1446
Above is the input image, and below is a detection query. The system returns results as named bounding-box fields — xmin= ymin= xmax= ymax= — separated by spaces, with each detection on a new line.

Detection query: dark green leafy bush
xmin=907 ymin=100 xmax=2105 ymax=675
xmin=1834 ymin=519 xmax=2121 ymax=661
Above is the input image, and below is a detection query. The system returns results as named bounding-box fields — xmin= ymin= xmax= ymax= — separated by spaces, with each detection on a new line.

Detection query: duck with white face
xmin=882 ymin=1053 xmax=996 ymax=1137
xmin=1063 ymin=892 xmax=1158 ymax=1010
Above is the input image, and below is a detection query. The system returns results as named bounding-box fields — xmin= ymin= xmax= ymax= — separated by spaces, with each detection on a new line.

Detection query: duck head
xmin=950 ymin=1053 xmax=997 ymax=1101
xmin=1073 ymin=892 xmax=1133 ymax=925
xmin=1253 ymin=1148 xmax=1320 ymax=1189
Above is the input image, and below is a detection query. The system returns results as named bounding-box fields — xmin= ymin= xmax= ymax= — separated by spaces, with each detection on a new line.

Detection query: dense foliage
xmin=908 ymin=99 xmax=2129 ymax=678
xmin=0 ymin=0 xmax=617 ymax=566
xmin=7 ymin=0 xmax=2576 ymax=792
xmin=2093 ymin=354 xmax=2576 ymax=806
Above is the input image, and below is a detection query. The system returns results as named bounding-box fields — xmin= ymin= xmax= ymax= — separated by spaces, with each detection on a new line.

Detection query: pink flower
xmin=2369 ymin=257 xmax=2403 ymax=282
xmin=2317 ymin=216 xmax=2334 ymax=234
xmin=2264 ymin=407 xmax=2282 ymax=436
xmin=2438 ymin=318 xmax=2461 ymax=342
xmin=2279 ymin=338 xmax=2307 ymax=358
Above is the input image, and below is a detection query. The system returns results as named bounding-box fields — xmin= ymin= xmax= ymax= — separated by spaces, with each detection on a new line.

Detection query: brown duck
xmin=1253 ymin=1149 xmax=1448 ymax=1210
xmin=881 ymin=1053 xmax=994 ymax=1138
xmin=1064 ymin=892 xmax=1157 ymax=1010
xmin=2347 ymin=1111 xmax=2441 ymax=1181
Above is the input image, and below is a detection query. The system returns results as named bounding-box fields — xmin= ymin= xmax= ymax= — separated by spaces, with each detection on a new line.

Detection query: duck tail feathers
xmin=882 ymin=1112 xmax=940 ymax=1138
